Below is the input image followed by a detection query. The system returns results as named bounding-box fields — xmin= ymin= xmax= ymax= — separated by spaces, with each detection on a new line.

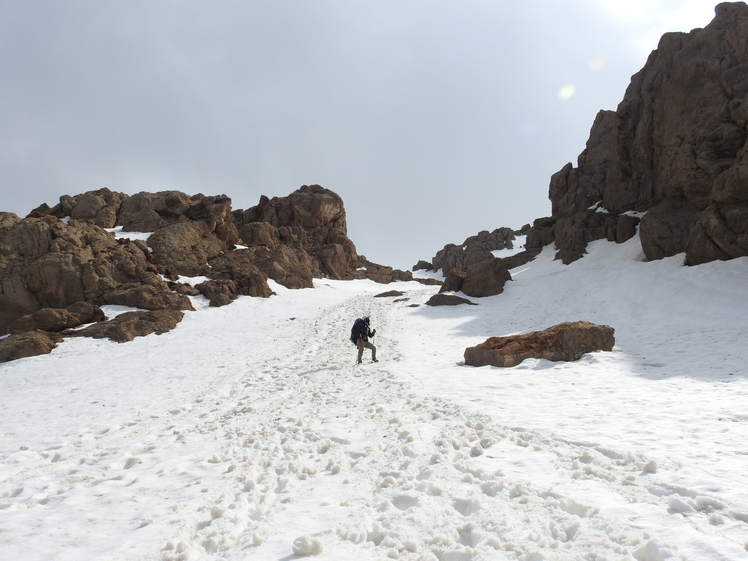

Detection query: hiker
xmin=353 ymin=316 xmax=377 ymax=364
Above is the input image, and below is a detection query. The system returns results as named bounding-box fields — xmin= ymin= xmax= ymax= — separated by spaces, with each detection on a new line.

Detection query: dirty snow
xmin=2 ymin=234 xmax=748 ymax=560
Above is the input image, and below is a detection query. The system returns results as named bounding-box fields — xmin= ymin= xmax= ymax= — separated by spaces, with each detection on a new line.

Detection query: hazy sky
xmin=0 ymin=0 xmax=722 ymax=269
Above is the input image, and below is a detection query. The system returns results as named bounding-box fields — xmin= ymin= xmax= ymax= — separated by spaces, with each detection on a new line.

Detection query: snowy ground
xmin=2 ymin=234 xmax=748 ymax=560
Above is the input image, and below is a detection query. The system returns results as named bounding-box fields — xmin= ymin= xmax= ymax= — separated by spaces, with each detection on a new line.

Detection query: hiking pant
xmin=357 ymin=339 xmax=376 ymax=363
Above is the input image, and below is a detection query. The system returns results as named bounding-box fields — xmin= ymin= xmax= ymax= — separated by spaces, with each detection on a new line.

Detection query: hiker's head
xmin=363 ymin=317 xmax=370 ymax=324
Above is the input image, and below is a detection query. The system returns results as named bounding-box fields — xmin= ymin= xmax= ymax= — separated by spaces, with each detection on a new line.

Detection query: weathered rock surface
xmin=439 ymin=259 xmax=512 ymax=298
xmin=0 ymin=216 xmax=190 ymax=335
xmin=118 ymin=191 xmax=239 ymax=246
xmin=11 ymin=302 xmax=104 ymax=333
xmin=429 ymin=228 xmax=517 ymax=274
xmin=460 ymin=259 xmax=512 ymax=298
xmin=68 ymin=310 xmax=184 ymax=343
xmin=426 ymin=294 xmax=477 ymax=306
xmin=541 ymin=2 xmax=748 ymax=265
xmin=0 ymin=331 xmax=64 ymax=362
xmin=235 ymin=185 xmax=357 ymax=279
xmin=148 ymin=222 xmax=227 ymax=278
xmin=464 ymin=321 xmax=615 ymax=367
xmin=374 ymin=290 xmax=405 ymax=298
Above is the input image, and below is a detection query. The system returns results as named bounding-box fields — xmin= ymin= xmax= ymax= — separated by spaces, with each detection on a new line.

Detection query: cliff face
xmin=541 ymin=2 xmax=748 ymax=265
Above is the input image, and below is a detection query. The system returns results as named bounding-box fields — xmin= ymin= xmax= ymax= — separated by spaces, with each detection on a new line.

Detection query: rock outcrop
xmin=68 ymin=310 xmax=184 ymax=343
xmin=439 ymin=259 xmax=512 ymax=298
xmin=0 ymin=331 xmax=64 ymax=363
xmin=0 ymin=216 xmax=192 ymax=335
xmin=11 ymin=302 xmax=104 ymax=334
xmin=428 ymin=228 xmax=519 ymax=274
xmin=537 ymin=2 xmax=748 ymax=265
xmin=464 ymin=321 xmax=615 ymax=367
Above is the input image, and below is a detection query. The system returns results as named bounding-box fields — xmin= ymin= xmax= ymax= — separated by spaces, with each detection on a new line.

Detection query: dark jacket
xmin=353 ymin=319 xmax=374 ymax=342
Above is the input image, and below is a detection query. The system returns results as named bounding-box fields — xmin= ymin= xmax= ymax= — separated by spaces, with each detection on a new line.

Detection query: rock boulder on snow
xmin=11 ymin=302 xmax=105 ymax=333
xmin=0 ymin=330 xmax=64 ymax=362
xmin=439 ymin=260 xmax=511 ymax=298
xmin=68 ymin=310 xmax=185 ymax=343
xmin=426 ymin=294 xmax=477 ymax=306
xmin=464 ymin=321 xmax=615 ymax=367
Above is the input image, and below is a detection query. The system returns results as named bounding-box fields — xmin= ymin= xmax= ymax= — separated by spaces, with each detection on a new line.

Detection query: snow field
xmin=1 ymin=233 xmax=748 ymax=559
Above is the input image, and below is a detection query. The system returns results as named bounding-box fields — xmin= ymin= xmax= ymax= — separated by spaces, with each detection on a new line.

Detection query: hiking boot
xmin=372 ymin=359 xmax=378 ymax=363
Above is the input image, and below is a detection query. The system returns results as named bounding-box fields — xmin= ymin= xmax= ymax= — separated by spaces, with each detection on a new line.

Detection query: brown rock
xmin=464 ymin=321 xmax=615 ymax=367
xmin=460 ymin=259 xmax=512 ymax=298
xmin=0 ymin=331 xmax=64 ymax=362
xmin=11 ymin=302 xmax=104 ymax=333
xmin=117 ymin=191 xmax=239 ymax=246
xmin=544 ymin=4 xmax=748 ymax=265
xmin=102 ymin=285 xmax=194 ymax=312
xmin=195 ymin=279 xmax=238 ymax=307
xmin=439 ymin=265 xmax=470 ymax=293
xmin=69 ymin=310 xmax=184 ymax=343
xmin=639 ymin=199 xmax=699 ymax=260
xmin=374 ymin=290 xmax=405 ymax=298
xmin=148 ymin=222 xmax=227 ymax=277
xmin=426 ymin=294 xmax=477 ymax=306
xmin=431 ymin=228 xmax=516 ymax=273
xmin=0 ymin=212 xmax=22 ymax=231
xmin=205 ymin=250 xmax=273 ymax=298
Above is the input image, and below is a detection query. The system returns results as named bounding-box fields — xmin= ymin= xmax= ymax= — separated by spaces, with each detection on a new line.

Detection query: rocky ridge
xmin=419 ymin=2 xmax=748 ymax=274
xmin=535 ymin=1 xmax=748 ymax=265
xmin=0 ymin=185 xmax=422 ymax=361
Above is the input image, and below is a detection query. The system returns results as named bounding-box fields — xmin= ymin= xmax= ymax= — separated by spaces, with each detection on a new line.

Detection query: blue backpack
xmin=350 ymin=318 xmax=365 ymax=344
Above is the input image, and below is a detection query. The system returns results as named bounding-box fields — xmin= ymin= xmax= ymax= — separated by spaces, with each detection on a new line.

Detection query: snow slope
xmin=2 ymin=234 xmax=748 ymax=560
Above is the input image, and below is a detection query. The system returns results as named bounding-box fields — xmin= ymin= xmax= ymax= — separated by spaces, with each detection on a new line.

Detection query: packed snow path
xmin=2 ymin=239 xmax=748 ymax=560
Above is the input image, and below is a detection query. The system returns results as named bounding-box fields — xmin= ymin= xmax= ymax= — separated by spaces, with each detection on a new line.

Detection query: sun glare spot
xmin=558 ymin=84 xmax=576 ymax=100
xmin=588 ymin=56 xmax=607 ymax=71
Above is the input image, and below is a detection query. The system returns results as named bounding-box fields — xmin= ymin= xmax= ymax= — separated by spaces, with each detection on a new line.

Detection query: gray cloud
xmin=0 ymin=1 xmax=716 ymax=268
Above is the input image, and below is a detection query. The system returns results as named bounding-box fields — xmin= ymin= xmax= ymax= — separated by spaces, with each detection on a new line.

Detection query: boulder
xmin=205 ymin=251 xmax=274 ymax=298
xmin=460 ymin=259 xmax=512 ymax=298
xmin=68 ymin=310 xmax=184 ymax=343
xmin=148 ymin=222 xmax=227 ymax=277
xmin=553 ymin=211 xmax=641 ymax=264
xmin=464 ymin=321 xmax=615 ymax=367
xmin=11 ymin=302 xmax=104 ymax=333
xmin=426 ymin=294 xmax=477 ymax=306
xmin=30 ymin=188 xmax=129 ymax=228
xmin=347 ymin=257 xmax=416 ymax=284
xmin=195 ymin=279 xmax=239 ymax=307
xmin=440 ymin=265 xmax=470 ymax=293
xmin=102 ymin=285 xmax=194 ymax=312
xmin=412 ymin=260 xmax=433 ymax=272
xmin=0 ymin=331 xmax=64 ymax=363
xmin=0 ymin=212 xmax=22 ymax=231
xmin=374 ymin=290 xmax=405 ymax=298
xmin=639 ymin=199 xmax=699 ymax=260
xmin=431 ymin=228 xmax=516 ymax=273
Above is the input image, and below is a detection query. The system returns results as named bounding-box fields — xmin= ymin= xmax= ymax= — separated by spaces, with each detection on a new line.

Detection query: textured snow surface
xmin=2 ymin=235 xmax=748 ymax=560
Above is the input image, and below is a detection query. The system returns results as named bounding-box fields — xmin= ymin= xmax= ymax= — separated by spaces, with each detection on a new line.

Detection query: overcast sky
xmin=0 ymin=0 xmax=722 ymax=269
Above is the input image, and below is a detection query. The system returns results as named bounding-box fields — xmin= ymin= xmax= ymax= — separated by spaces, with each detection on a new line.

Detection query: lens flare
xmin=558 ymin=84 xmax=576 ymax=100
xmin=588 ymin=56 xmax=607 ymax=71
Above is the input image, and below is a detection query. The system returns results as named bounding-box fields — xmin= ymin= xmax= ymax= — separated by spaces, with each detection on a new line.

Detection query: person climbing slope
xmin=351 ymin=316 xmax=377 ymax=364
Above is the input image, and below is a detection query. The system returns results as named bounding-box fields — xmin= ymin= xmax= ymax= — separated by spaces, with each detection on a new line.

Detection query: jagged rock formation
xmin=464 ymin=321 xmax=615 ymax=367
xmin=423 ymin=227 xmax=522 ymax=274
xmin=1 ymin=184 xmax=419 ymax=360
xmin=535 ymin=2 xmax=748 ymax=265
xmin=0 ymin=216 xmax=193 ymax=336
